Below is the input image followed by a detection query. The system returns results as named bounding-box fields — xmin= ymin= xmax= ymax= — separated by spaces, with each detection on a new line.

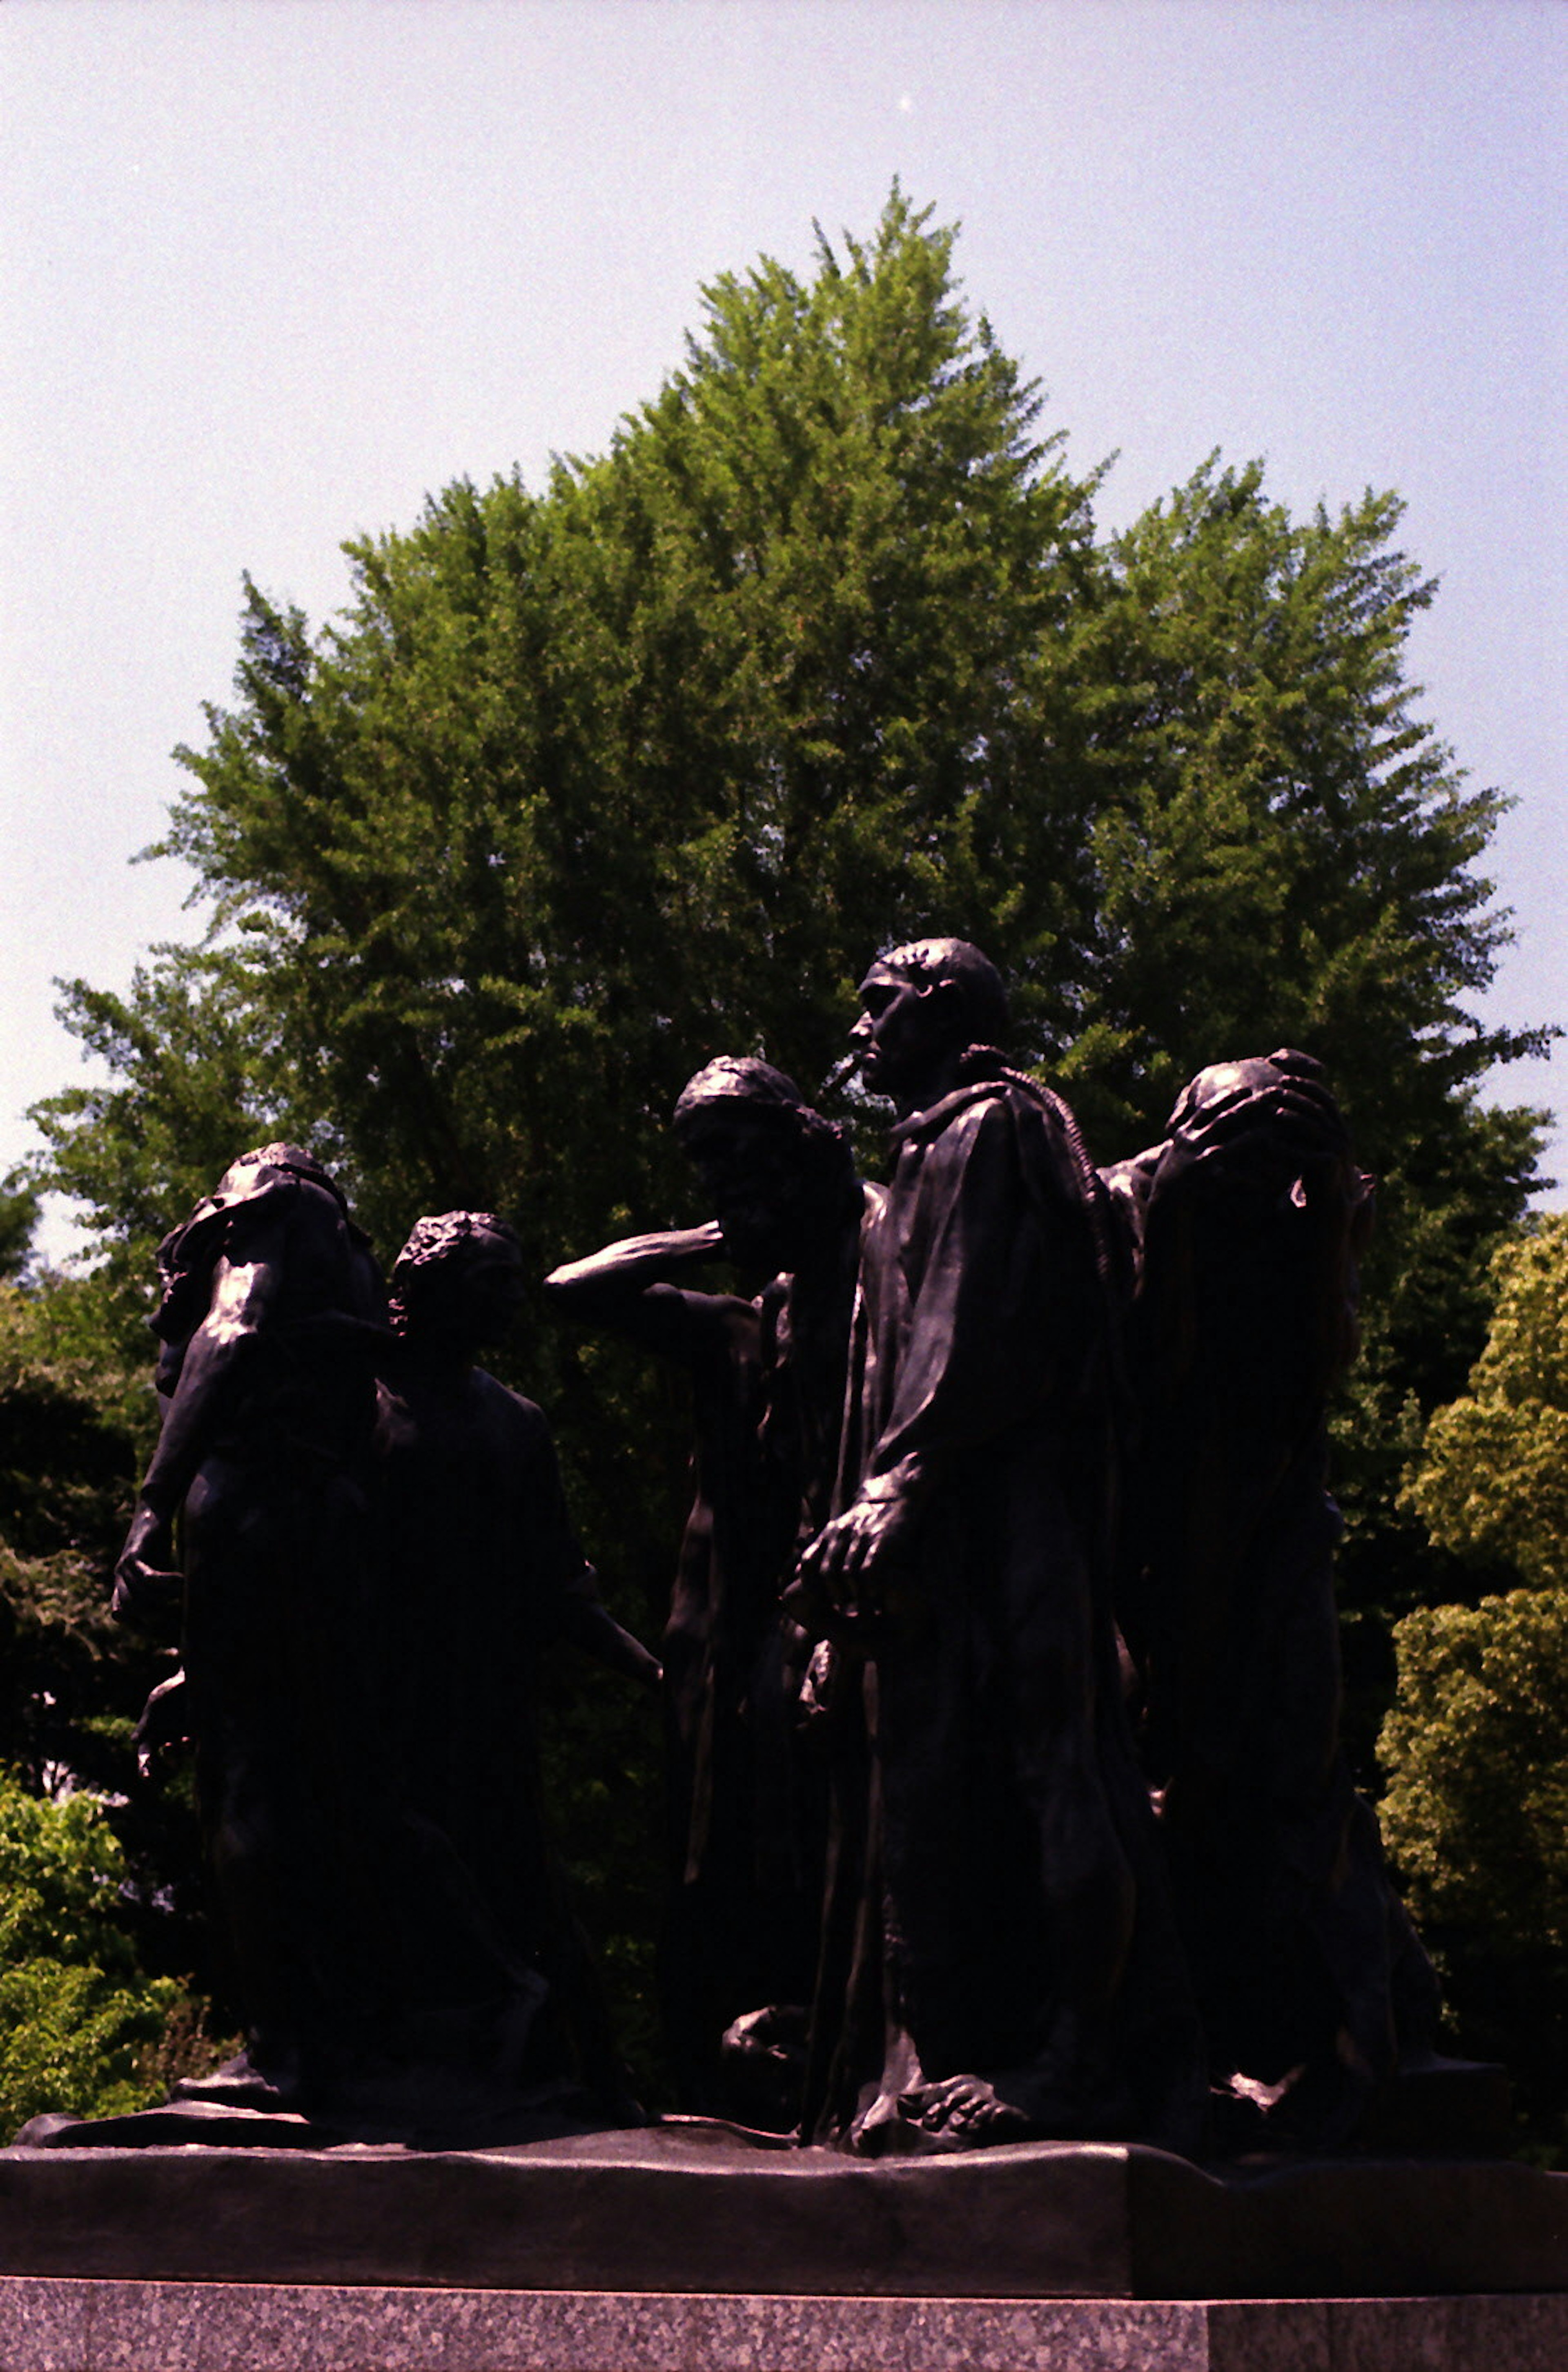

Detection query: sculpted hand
xmin=111 ymin=1502 xmax=183 ymax=1630
xmin=133 ymin=1667 xmax=194 ymax=1779
xmin=787 ymin=1489 xmax=922 ymax=1645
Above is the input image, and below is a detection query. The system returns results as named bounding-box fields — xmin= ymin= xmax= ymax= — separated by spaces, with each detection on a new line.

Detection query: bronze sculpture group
xmin=109 ymin=940 xmax=1436 ymax=2156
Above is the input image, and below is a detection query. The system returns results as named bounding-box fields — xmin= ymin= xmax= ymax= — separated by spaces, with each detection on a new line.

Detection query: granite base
xmin=0 ymin=2278 xmax=1566 ymax=2370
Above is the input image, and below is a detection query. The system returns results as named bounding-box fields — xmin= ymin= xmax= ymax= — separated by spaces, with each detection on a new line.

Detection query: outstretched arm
xmin=546 ymin=1223 xmax=724 ymax=1304
xmin=544 ymin=1222 xmax=729 ymax=1357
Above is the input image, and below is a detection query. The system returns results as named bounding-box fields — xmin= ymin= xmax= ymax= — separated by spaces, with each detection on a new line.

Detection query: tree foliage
xmin=0 ymin=1274 xmax=158 ymax=1789
xmin=1380 ymin=1585 xmax=1568 ymax=2155
xmin=0 ymin=1176 xmax=40 ymax=1286
xmin=1403 ymin=1214 xmax=1568 ymax=1592
xmin=35 ymin=194 xmax=1539 ymax=1315
xmin=1379 ymin=1225 xmax=1568 ymax=2156
xmin=0 ymin=1264 xmax=223 ymax=2044
xmin=1382 ymin=1587 xmax=1568 ymax=1953
xmin=18 ymin=190 xmax=1550 ymax=2091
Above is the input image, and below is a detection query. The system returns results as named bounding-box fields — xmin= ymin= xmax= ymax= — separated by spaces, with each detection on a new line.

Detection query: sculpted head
xmin=214 ymin=1143 xmax=345 ymax=1208
xmin=1165 ymin=1050 xmax=1350 ymax=1161
xmin=389 ymin=1211 xmax=526 ymax=1351
xmin=673 ymin=1057 xmax=855 ymax=1272
xmin=151 ymin=1143 xmax=352 ymax=1373
xmin=851 ymin=938 xmax=1008 ymax=1111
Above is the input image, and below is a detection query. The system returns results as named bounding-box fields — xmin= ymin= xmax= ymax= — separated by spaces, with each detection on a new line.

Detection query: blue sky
xmin=2 ymin=0 xmax=1563 ymax=1248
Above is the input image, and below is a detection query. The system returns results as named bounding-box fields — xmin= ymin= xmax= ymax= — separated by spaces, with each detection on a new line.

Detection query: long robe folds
xmin=604 ymin=1219 xmax=873 ymax=2114
xmin=1111 ymin=1057 xmax=1440 ymax=2143
xmin=806 ymin=1064 xmax=1199 ymax=2154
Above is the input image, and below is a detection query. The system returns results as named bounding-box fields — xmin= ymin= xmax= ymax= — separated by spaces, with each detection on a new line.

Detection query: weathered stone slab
xmin=0 ymin=2130 xmax=1565 ymax=2301
xmin=0 ymin=2280 xmax=1566 ymax=2370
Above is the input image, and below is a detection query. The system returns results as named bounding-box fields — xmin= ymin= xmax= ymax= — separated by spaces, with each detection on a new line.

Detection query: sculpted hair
xmin=878 ymin=938 xmax=1009 ymax=1049
xmin=224 ymin=1143 xmax=345 ymax=1206
xmin=389 ymin=1211 xmax=523 ymax=1335
xmin=675 ymin=1056 xmax=809 ymax=1124
xmin=673 ymin=1055 xmax=855 ymax=1196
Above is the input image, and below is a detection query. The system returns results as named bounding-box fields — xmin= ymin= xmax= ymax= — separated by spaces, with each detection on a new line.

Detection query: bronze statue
xmin=113 ymin=1144 xmax=391 ymax=2113
xmin=1107 ymin=1053 xmax=1440 ymax=2146
xmin=99 ymin=1039 xmax=1446 ymax=2163
xmin=115 ymin=1167 xmax=655 ymax=2136
xmin=791 ymin=942 xmax=1201 ymax=2155
xmin=547 ymin=1059 xmax=872 ymax=2122
xmin=366 ymin=1211 xmax=657 ymax=2129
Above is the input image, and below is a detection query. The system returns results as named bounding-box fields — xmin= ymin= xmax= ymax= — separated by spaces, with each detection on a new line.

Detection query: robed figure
xmin=112 ymin=1145 xmax=390 ymax=2111
xmin=1108 ymin=1052 xmax=1439 ymax=2145
xmin=793 ymin=942 xmax=1201 ymax=2156
xmin=368 ymin=1211 xmax=657 ymax=2128
xmin=548 ymin=1060 xmax=871 ymax=2119
xmin=115 ymin=1170 xmax=656 ymax=2136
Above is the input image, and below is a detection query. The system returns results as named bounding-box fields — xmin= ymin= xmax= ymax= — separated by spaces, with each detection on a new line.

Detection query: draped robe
xmin=805 ymin=1069 xmax=1199 ymax=2154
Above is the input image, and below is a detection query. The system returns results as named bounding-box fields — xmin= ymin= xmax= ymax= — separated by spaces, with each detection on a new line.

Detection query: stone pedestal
xmin=1 ymin=2130 xmax=1564 ymax=2368
xmin=0 ymin=2278 xmax=1565 ymax=2370
xmin=2 ymin=2128 xmax=1566 ymax=2299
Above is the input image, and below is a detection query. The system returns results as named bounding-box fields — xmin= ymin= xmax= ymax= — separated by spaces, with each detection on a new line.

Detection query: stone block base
xmin=0 ymin=2279 xmax=1566 ymax=2370
xmin=4 ymin=2131 xmax=1566 ymax=2299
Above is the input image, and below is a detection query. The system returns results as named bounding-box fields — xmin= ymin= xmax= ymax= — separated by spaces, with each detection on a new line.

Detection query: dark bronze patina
xmin=547 ymin=1059 xmax=870 ymax=2124
xmin=790 ymin=942 xmax=1203 ymax=2157
xmin=112 ymin=1169 xmax=654 ymax=2141
xmin=64 ymin=965 xmax=1481 ymax=2183
xmin=1106 ymin=1052 xmax=1441 ymax=2147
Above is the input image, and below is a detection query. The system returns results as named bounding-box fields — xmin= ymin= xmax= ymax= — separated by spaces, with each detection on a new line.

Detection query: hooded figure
xmin=1108 ymin=1052 xmax=1439 ymax=2145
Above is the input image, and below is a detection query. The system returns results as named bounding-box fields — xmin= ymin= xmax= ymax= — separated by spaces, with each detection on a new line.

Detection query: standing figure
xmin=546 ymin=1059 xmax=872 ymax=2120
xmin=793 ymin=941 xmax=1200 ymax=2156
xmin=113 ymin=1145 xmax=390 ymax=2111
xmin=369 ymin=1211 xmax=658 ymax=2129
xmin=1108 ymin=1052 xmax=1439 ymax=2145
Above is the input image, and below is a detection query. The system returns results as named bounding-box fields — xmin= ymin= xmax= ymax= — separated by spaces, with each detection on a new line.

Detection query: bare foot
xmin=897 ymin=2073 xmax=1032 ymax=2141
xmin=719 ymin=2004 xmax=808 ymax=2132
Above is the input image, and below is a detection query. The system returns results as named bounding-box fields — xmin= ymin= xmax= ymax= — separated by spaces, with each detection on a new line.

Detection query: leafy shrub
xmin=0 ymin=1770 xmax=196 ymax=2140
xmin=1381 ymin=1585 xmax=1568 ymax=2159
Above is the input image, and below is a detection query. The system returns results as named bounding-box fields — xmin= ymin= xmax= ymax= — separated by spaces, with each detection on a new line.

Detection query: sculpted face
xmin=458 ymin=1251 xmax=527 ymax=1347
xmin=676 ymin=1106 xmax=804 ymax=1271
xmin=407 ymin=1245 xmax=526 ymax=1353
xmin=850 ymin=962 xmax=956 ymax=1107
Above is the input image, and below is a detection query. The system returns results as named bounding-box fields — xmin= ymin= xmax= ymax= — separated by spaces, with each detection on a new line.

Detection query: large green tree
xmin=22 ymin=194 xmax=1548 ymax=2074
xmin=44 ymin=196 xmax=1103 ymax=1260
xmin=37 ymin=190 xmax=1542 ymax=1373
xmin=36 ymin=197 xmax=1542 ymax=1634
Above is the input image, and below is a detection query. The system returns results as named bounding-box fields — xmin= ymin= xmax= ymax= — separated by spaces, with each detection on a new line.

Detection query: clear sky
xmin=3 ymin=0 xmax=1563 ymax=1253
